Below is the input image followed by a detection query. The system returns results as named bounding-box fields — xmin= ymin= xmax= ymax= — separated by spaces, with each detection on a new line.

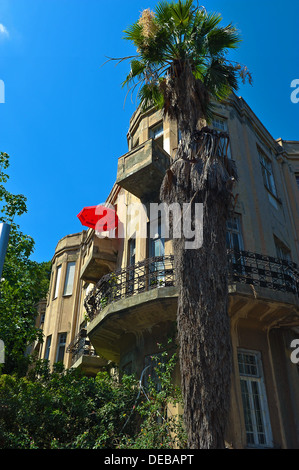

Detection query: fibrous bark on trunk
xmin=160 ymin=124 xmax=237 ymax=449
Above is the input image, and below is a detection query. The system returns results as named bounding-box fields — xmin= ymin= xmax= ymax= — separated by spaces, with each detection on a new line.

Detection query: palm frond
xmin=138 ymin=82 xmax=165 ymax=111
xmin=207 ymin=24 xmax=241 ymax=56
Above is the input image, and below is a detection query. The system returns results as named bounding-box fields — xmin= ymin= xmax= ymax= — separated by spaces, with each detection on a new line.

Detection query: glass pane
xmin=150 ymin=123 xmax=163 ymax=139
xmin=57 ymin=345 xmax=65 ymax=363
xmin=238 ymin=351 xmax=271 ymax=447
xmin=251 ymin=381 xmax=266 ymax=445
xmin=45 ymin=336 xmax=52 ymax=360
xmin=54 ymin=265 xmax=62 ymax=299
xmin=63 ymin=262 xmax=76 ymax=296
xmin=232 ymin=233 xmax=241 ymax=252
xmin=238 ymin=352 xmax=259 ymax=377
xmin=240 ymin=379 xmax=255 ymax=444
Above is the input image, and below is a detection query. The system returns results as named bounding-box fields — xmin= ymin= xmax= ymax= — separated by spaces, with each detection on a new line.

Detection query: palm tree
xmin=118 ymin=0 xmax=250 ymax=449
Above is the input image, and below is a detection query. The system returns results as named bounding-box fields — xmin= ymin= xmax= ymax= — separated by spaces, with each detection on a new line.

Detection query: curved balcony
xmin=85 ymin=255 xmax=176 ymax=321
xmin=85 ymin=251 xmax=299 ymax=362
xmin=66 ymin=328 xmax=107 ymax=376
xmin=116 ymin=138 xmax=171 ymax=202
xmin=227 ymin=249 xmax=299 ymax=296
xmin=80 ymin=231 xmax=118 ymax=283
xmin=85 ymin=251 xmax=299 ymax=319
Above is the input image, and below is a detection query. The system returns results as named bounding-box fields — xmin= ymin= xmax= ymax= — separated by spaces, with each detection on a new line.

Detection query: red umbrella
xmin=77 ymin=205 xmax=118 ymax=231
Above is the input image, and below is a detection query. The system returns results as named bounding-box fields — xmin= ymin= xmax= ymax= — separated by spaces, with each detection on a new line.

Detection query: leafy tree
xmin=117 ymin=0 xmax=251 ymax=448
xmin=0 ymin=152 xmax=51 ymax=375
xmin=0 ymin=348 xmax=185 ymax=449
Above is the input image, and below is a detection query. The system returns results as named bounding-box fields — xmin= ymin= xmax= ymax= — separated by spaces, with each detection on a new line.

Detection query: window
xmin=227 ymin=215 xmax=244 ymax=273
xmin=63 ymin=261 xmax=76 ymax=296
xmin=40 ymin=313 xmax=45 ymax=326
xmin=56 ymin=332 xmax=67 ymax=363
xmin=212 ymin=117 xmax=226 ymax=131
xmin=258 ymin=149 xmax=277 ymax=198
xmin=212 ymin=117 xmax=232 ymax=159
xmin=53 ymin=265 xmax=62 ymax=299
xmin=238 ymin=350 xmax=273 ymax=448
xmin=274 ymin=237 xmax=292 ymax=262
xmin=44 ymin=335 xmax=52 ymax=360
xmin=150 ymin=122 xmax=164 ymax=149
xmin=149 ymin=218 xmax=165 ymax=287
xmin=226 ymin=215 xmax=244 ymax=252
xmin=127 ymin=238 xmax=136 ymax=294
xmin=295 ymin=173 xmax=299 ymax=190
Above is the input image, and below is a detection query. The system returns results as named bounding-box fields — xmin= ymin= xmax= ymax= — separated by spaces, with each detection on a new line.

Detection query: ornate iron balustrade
xmin=66 ymin=329 xmax=100 ymax=365
xmin=84 ymin=252 xmax=299 ymax=321
xmin=227 ymin=249 xmax=299 ymax=296
xmin=85 ymin=255 xmax=175 ymax=321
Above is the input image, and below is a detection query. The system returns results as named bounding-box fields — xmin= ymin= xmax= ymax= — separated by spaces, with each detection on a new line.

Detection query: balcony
xmin=80 ymin=231 xmax=118 ymax=283
xmin=85 ymin=251 xmax=299 ymax=362
xmin=66 ymin=329 xmax=107 ymax=376
xmin=227 ymin=250 xmax=299 ymax=327
xmin=116 ymin=139 xmax=171 ymax=201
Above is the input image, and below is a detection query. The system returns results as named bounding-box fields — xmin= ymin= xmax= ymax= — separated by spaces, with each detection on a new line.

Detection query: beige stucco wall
xmin=41 ymin=232 xmax=87 ymax=369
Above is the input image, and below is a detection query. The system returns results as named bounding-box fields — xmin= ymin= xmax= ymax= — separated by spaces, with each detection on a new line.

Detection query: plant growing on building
xmin=117 ymin=0 xmax=251 ymax=448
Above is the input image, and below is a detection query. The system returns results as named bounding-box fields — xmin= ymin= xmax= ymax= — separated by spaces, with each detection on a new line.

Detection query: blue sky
xmin=0 ymin=0 xmax=298 ymax=263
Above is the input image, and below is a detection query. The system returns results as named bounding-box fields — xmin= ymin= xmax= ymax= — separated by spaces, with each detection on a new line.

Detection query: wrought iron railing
xmin=66 ymin=329 xmax=100 ymax=365
xmin=227 ymin=249 xmax=299 ymax=296
xmin=84 ymin=251 xmax=299 ymax=321
xmin=85 ymin=255 xmax=175 ymax=321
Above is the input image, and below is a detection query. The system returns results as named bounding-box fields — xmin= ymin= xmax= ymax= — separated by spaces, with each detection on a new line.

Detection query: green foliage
xmin=119 ymin=343 xmax=187 ymax=449
xmin=0 ymin=361 xmax=139 ymax=449
xmin=0 ymin=152 xmax=28 ymax=225
xmin=119 ymin=0 xmax=251 ymax=117
xmin=0 ymin=344 xmax=186 ymax=449
xmin=0 ymin=152 xmax=51 ymax=375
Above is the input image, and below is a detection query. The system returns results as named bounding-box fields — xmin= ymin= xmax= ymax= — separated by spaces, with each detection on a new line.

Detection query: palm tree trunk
xmin=160 ymin=131 xmax=234 ymax=449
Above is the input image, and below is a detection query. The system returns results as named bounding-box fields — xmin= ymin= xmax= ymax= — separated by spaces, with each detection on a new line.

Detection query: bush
xmin=0 ymin=347 xmax=187 ymax=449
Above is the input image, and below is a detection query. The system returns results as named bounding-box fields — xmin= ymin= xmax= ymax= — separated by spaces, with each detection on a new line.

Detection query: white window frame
xmin=149 ymin=122 xmax=164 ymax=149
xmin=258 ymin=149 xmax=278 ymax=198
xmin=149 ymin=218 xmax=165 ymax=287
xmin=55 ymin=332 xmax=67 ymax=363
xmin=44 ymin=335 xmax=52 ymax=360
xmin=150 ymin=122 xmax=163 ymax=140
xmin=238 ymin=349 xmax=273 ymax=448
xmin=274 ymin=238 xmax=292 ymax=262
xmin=212 ymin=117 xmax=232 ymax=159
xmin=63 ymin=261 xmax=76 ymax=296
xmin=53 ymin=265 xmax=62 ymax=299
xmin=226 ymin=215 xmax=244 ymax=252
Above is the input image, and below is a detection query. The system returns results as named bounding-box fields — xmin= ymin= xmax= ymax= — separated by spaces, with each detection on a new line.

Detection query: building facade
xmin=38 ymin=93 xmax=299 ymax=449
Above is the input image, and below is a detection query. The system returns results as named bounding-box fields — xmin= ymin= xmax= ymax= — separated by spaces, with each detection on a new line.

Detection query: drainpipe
xmin=0 ymin=223 xmax=10 ymax=278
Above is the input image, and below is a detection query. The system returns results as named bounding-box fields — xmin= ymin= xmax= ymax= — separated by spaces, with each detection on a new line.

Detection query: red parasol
xmin=77 ymin=205 xmax=118 ymax=232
